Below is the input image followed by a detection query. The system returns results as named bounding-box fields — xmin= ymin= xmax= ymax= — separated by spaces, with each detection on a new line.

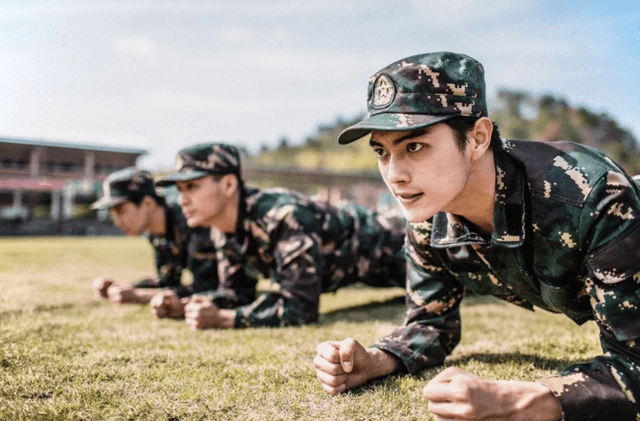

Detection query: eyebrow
xmin=369 ymin=128 xmax=428 ymax=148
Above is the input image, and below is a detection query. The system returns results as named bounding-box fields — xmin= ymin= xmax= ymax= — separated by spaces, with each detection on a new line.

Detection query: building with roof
xmin=0 ymin=137 xmax=147 ymax=233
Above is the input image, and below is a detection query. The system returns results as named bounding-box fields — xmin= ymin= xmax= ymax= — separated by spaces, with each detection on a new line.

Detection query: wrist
xmin=216 ymin=309 xmax=236 ymax=329
xmin=497 ymin=380 xmax=562 ymax=421
xmin=174 ymin=301 xmax=186 ymax=318
xmin=367 ymin=348 xmax=402 ymax=380
xmin=132 ymin=288 xmax=157 ymax=304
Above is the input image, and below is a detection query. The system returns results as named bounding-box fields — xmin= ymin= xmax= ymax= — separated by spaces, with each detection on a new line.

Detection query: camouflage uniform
xmin=338 ymin=52 xmax=640 ymax=420
xmin=137 ymin=202 xmax=219 ymax=298
xmin=92 ymin=167 xmax=219 ymax=297
xmin=155 ymin=143 xmax=407 ymax=327
xmin=371 ymin=140 xmax=640 ymax=420
xmin=208 ymin=186 xmax=406 ymax=327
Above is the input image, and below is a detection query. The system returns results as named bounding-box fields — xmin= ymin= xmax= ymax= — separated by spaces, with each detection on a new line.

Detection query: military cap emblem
xmin=174 ymin=155 xmax=184 ymax=171
xmin=372 ymin=74 xmax=395 ymax=108
xmin=102 ymin=180 xmax=112 ymax=200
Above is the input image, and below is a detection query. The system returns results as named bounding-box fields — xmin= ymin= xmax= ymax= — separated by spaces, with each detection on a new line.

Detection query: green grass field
xmin=0 ymin=237 xmax=600 ymax=420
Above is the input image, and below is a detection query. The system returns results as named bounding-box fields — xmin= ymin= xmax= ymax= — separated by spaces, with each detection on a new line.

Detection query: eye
xmin=176 ymin=182 xmax=192 ymax=192
xmin=407 ymin=142 xmax=424 ymax=153
xmin=372 ymin=147 xmax=388 ymax=157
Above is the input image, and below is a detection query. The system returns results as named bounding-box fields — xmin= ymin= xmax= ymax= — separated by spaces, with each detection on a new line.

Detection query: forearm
xmin=538 ymin=353 xmax=640 ymax=421
xmin=134 ymin=277 xmax=159 ymax=288
xmin=131 ymin=288 xmax=162 ymax=304
xmin=372 ymin=309 xmax=462 ymax=374
xmin=213 ymin=308 xmax=235 ymax=329
xmin=379 ymin=249 xmax=463 ymax=373
xmin=366 ymin=348 xmax=403 ymax=380
xmin=154 ymin=256 xmax=183 ymax=288
xmin=500 ymin=380 xmax=562 ymax=421
xmin=188 ymin=258 xmax=220 ymax=294
xmin=235 ymin=292 xmax=318 ymax=328
xmin=194 ymin=287 xmax=254 ymax=309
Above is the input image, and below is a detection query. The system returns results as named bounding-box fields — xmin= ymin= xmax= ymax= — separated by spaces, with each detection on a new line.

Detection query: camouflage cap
xmin=91 ymin=167 xmax=157 ymax=210
xmin=338 ymin=51 xmax=487 ymax=144
xmin=155 ymin=143 xmax=241 ymax=187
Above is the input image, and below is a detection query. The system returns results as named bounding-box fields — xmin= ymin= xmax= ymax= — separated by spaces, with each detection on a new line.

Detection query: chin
xmin=400 ymin=206 xmax=438 ymax=224
xmin=186 ymin=217 xmax=204 ymax=227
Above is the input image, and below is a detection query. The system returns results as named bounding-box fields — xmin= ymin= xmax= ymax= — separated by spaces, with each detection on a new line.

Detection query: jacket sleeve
xmin=193 ymin=230 xmax=257 ymax=309
xmin=229 ymin=210 xmax=324 ymax=328
xmin=180 ymin=227 xmax=220 ymax=298
xmin=538 ymin=171 xmax=640 ymax=421
xmin=134 ymin=235 xmax=183 ymax=289
xmin=372 ymin=224 xmax=464 ymax=374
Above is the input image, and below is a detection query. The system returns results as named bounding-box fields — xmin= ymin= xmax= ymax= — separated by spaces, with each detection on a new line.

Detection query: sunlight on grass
xmin=0 ymin=237 xmax=602 ymax=420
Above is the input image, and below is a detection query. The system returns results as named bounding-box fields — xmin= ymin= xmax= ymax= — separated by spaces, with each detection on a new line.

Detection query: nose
xmin=177 ymin=191 xmax=188 ymax=207
xmin=112 ymin=213 xmax=123 ymax=228
xmin=385 ymin=154 xmax=410 ymax=186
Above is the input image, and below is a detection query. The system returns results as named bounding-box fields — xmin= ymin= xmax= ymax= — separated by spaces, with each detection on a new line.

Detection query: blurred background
xmin=1 ymin=0 xmax=639 ymax=235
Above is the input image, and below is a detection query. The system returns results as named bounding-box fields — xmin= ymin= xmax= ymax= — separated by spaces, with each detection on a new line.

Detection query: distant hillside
xmin=248 ymin=89 xmax=640 ymax=175
xmin=492 ymin=90 xmax=640 ymax=174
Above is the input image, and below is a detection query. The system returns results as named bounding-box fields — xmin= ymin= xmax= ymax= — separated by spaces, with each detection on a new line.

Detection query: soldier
xmin=312 ymin=51 xmax=640 ymax=420
xmin=154 ymin=143 xmax=407 ymax=329
xmin=90 ymin=167 xmax=218 ymax=318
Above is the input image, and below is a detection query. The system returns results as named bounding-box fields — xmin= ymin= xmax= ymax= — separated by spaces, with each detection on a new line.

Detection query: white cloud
xmin=1 ymin=0 xmax=639 ymax=170
xmin=110 ymin=36 xmax=160 ymax=57
xmin=0 ymin=0 xmax=360 ymax=23
xmin=408 ymin=0 xmax=538 ymax=27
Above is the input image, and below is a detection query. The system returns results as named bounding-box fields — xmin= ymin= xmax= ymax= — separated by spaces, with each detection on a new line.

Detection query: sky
xmin=1 ymin=0 xmax=639 ymax=170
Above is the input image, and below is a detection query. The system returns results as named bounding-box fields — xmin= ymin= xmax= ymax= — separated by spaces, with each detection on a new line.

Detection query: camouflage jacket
xmin=202 ymin=186 xmax=406 ymax=327
xmin=373 ymin=139 xmax=640 ymax=421
xmin=135 ymin=202 xmax=219 ymax=297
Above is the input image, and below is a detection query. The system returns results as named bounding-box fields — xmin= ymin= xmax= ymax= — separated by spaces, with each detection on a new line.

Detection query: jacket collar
xmin=428 ymin=148 xmax=526 ymax=248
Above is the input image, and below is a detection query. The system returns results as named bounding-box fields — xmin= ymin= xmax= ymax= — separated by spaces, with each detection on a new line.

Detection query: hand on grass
xmin=106 ymin=283 xmax=141 ymax=304
xmin=184 ymin=295 xmax=223 ymax=330
xmin=150 ymin=290 xmax=186 ymax=319
xmin=92 ymin=277 xmax=115 ymax=298
xmin=313 ymin=338 xmax=400 ymax=394
xmin=423 ymin=367 xmax=562 ymax=421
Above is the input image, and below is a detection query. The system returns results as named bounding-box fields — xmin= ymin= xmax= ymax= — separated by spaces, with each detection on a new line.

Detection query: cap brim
xmin=155 ymin=170 xmax=210 ymax=187
xmin=91 ymin=196 xmax=128 ymax=210
xmin=338 ymin=113 xmax=455 ymax=144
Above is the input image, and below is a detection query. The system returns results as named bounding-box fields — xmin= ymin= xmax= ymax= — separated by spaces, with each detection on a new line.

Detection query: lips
xmin=395 ymin=191 xmax=423 ymax=204
xmin=182 ymin=209 xmax=197 ymax=219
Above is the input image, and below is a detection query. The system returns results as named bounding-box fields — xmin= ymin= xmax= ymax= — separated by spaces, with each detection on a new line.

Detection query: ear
xmin=467 ymin=117 xmax=493 ymax=161
xmin=140 ymin=195 xmax=156 ymax=209
xmin=220 ymin=174 xmax=239 ymax=198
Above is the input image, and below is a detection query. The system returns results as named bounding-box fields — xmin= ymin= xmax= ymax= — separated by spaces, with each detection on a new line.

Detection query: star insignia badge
xmin=372 ymin=74 xmax=395 ymax=108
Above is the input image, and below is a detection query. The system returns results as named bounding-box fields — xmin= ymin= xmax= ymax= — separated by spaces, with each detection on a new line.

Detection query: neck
xmin=146 ymin=203 xmax=166 ymax=235
xmin=457 ymin=150 xmax=496 ymax=234
xmin=214 ymin=190 xmax=240 ymax=234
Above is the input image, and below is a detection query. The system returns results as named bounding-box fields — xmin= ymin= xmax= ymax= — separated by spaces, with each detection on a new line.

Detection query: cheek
xmin=191 ymin=191 xmax=213 ymax=216
xmin=378 ymin=161 xmax=391 ymax=184
xmin=196 ymin=191 xmax=212 ymax=211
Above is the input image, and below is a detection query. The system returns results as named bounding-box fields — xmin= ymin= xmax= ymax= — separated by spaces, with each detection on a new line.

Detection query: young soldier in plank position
xmin=153 ymin=143 xmax=407 ymax=329
xmin=313 ymin=51 xmax=640 ymax=420
xmin=91 ymin=167 xmax=218 ymax=318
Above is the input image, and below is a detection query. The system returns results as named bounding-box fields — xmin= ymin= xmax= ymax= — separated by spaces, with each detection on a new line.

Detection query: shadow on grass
xmin=344 ymin=352 xmax=586 ymax=396
xmin=443 ymin=351 xmax=587 ymax=372
xmin=0 ymin=300 xmax=103 ymax=318
xmin=460 ymin=293 xmax=508 ymax=306
xmin=319 ymin=296 xmax=406 ymax=325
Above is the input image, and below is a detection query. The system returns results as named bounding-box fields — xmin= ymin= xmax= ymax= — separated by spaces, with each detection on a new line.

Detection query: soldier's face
xmin=369 ymin=123 xmax=475 ymax=223
xmin=110 ymin=201 xmax=150 ymax=236
xmin=176 ymin=175 xmax=228 ymax=229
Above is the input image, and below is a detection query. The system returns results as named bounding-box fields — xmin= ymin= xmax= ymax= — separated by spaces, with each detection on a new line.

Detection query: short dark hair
xmin=443 ymin=116 xmax=502 ymax=152
xmin=128 ymin=192 xmax=165 ymax=207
